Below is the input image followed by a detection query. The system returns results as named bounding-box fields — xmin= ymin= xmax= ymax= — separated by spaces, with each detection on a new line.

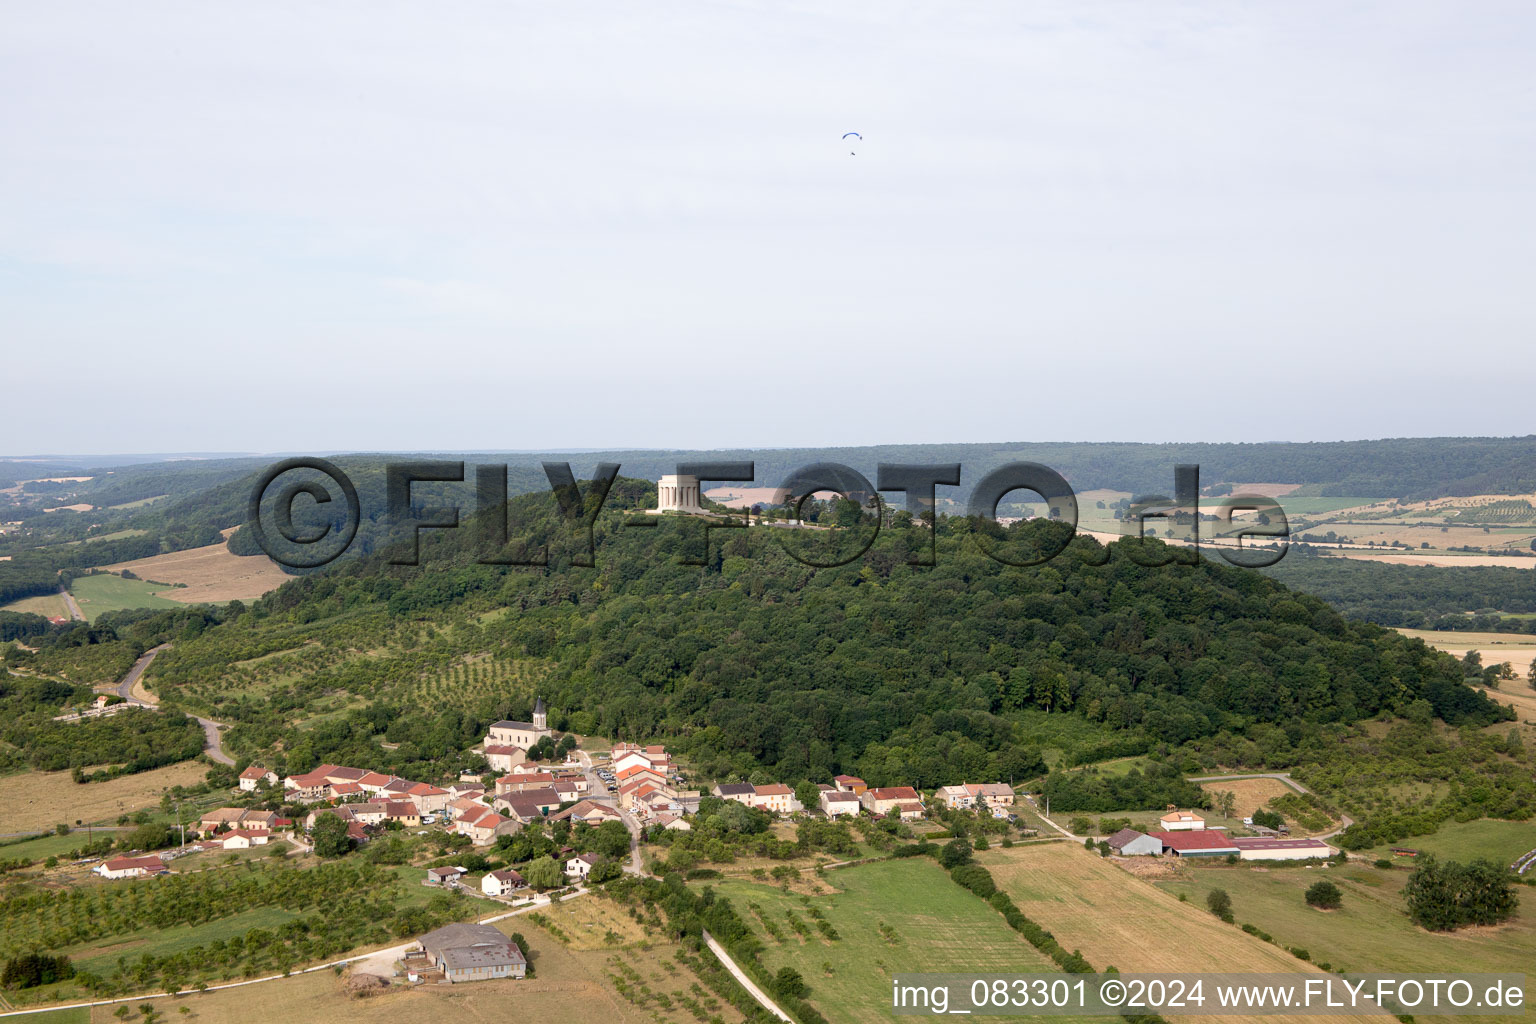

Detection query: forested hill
xmin=139 ymin=481 xmax=1510 ymax=787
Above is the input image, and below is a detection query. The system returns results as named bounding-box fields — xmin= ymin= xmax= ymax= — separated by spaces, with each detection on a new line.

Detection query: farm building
xmin=1231 ymin=837 xmax=1334 ymax=861
xmin=1106 ymin=828 xmax=1163 ymax=856
xmin=1149 ymin=831 xmax=1239 ymax=857
xmin=94 ymin=855 xmax=167 ymax=879
xmin=418 ymin=922 xmax=526 ymax=983
xmin=1158 ymin=809 xmax=1205 ymax=831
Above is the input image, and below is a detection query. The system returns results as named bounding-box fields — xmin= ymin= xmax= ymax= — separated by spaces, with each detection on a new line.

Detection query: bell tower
xmin=533 ymin=696 xmax=547 ymax=732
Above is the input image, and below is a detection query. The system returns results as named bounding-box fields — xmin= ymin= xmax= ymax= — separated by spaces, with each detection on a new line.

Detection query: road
xmin=115 ymin=643 xmax=236 ymax=766
xmin=575 ymin=749 xmax=645 ymax=875
xmin=702 ymin=930 xmax=793 ymax=1023
xmin=59 ymin=586 xmax=84 ymax=622
xmin=1185 ymin=772 xmax=1355 ymax=840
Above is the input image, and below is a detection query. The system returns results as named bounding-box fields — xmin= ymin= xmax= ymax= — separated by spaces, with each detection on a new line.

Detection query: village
xmin=75 ymin=697 xmax=1348 ymax=990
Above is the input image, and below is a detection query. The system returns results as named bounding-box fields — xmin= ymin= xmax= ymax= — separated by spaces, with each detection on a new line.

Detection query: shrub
xmin=1206 ymin=888 xmax=1233 ymax=922
xmin=1305 ymin=880 xmax=1343 ymax=910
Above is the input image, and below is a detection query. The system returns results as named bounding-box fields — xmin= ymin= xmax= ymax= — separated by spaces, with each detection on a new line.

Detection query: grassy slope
xmin=68 ymin=574 xmax=183 ymax=622
xmin=1363 ymin=818 xmax=1536 ymax=866
xmin=712 ymin=857 xmax=1084 ymax=1024
xmin=1153 ymin=860 xmax=1536 ymax=984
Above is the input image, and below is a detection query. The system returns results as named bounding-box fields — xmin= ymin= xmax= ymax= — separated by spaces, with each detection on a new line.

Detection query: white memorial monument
xmin=656 ymin=474 xmax=706 ymax=513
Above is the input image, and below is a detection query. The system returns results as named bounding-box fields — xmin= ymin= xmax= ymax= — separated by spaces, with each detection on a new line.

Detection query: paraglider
xmin=843 ymin=131 xmax=861 ymax=155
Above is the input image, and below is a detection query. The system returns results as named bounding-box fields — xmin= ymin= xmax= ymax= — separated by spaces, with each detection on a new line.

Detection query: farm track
xmin=115 ymin=643 xmax=235 ymax=766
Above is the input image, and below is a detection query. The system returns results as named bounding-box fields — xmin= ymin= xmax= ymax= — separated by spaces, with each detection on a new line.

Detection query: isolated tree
xmin=1305 ymin=880 xmax=1342 ymax=910
xmin=1206 ymin=888 xmax=1233 ymax=922
xmin=521 ymin=855 xmax=564 ymax=890
xmin=309 ymin=815 xmax=352 ymax=858
xmin=939 ymin=837 xmax=973 ymax=869
xmin=1217 ymin=791 xmax=1237 ymax=819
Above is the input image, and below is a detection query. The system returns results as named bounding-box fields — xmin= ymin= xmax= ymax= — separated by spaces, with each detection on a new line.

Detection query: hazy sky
xmin=3 ymin=2 xmax=1533 ymax=455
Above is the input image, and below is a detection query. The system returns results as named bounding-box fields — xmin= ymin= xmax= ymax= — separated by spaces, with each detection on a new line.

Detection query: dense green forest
xmin=117 ymin=481 xmax=1509 ymax=791
xmin=1266 ymin=553 xmax=1536 ymax=629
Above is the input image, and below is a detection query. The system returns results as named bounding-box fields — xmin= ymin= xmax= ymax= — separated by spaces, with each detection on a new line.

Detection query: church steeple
xmin=533 ymin=696 xmax=547 ymax=731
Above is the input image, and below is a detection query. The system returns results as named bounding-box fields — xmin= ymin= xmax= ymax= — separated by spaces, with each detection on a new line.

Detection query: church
xmin=486 ymin=697 xmax=553 ymax=750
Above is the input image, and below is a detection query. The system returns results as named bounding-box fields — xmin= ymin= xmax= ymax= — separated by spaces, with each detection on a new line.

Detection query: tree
xmin=310 ymin=815 xmax=352 ymax=858
xmin=1404 ymin=857 xmax=1519 ymax=931
xmin=938 ymin=838 xmax=973 ymax=869
xmin=773 ymin=966 xmax=808 ymax=999
xmin=1216 ymin=791 xmax=1237 ymax=819
xmin=1206 ymin=888 xmax=1233 ymax=922
xmin=588 ymin=820 xmax=632 ymax=860
xmin=794 ymin=780 xmax=822 ymax=813
xmin=1251 ymin=809 xmax=1284 ymax=831
xmin=522 ymin=855 xmax=564 ymax=889
xmin=1305 ymin=880 xmax=1342 ymax=910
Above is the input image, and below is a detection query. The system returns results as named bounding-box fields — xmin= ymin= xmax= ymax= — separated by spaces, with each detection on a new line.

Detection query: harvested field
xmin=1201 ymin=777 xmax=1296 ymax=818
xmin=99 ymin=529 xmax=291 ymax=604
xmin=977 ymin=842 xmax=1390 ymax=1024
xmin=1396 ymin=628 xmax=1536 ymax=682
xmin=0 ymin=763 xmax=211 ymax=831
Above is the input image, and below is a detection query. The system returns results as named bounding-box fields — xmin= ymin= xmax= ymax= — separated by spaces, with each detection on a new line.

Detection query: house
xmin=1149 ymin=831 xmax=1239 ymax=857
xmin=1158 ymin=809 xmax=1205 ymax=831
xmin=482 ymin=868 xmax=527 ymax=897
xmin=219 ymin=829 xmax=270 ymax=849
xmin=861 ymin=786 xmax=921 ymax=816
xmin=483 ymin=744 xmax=528 ymax=773
xmin=655 ymin=812 xmax=692 ymax=831
xmin=611 ymin=743 xmax=671 ymax=776
xmin=426 ymin=865 xmax=466 ymax=885
xmin=1106 ymin=828 xmax=1163 ymax=856
xmin=199 ymin=807 xmax=250 ymax=834
xmin=565 ymin=852 xmax=602 ymax=879
xmin=1231 ymin=837 xmax=1334 ymax=861
xmin=240 ymin=810 xmax=278 ymax=832
xmin=282 ymin=770 xmax=333 ymax=803
xmin=485 ymin=698 xmax=552 ymax=750
xmin=385 ymin=801 xmax=422 ymax=827
xmin=495 ymin=772 xmax=556 ymax=795
xmin=553 ymin=779 xmax=583 ymax=803
xmin=449 ymin=796 xmax=488 ymax=818
xmin=550 ymin=799 xmax=622 ymax=824
xmin=893 ymin=801 xmax=926 ymax=821
xmin=821 ymin=789 xmax=862 ymax=817
xmin=329 ymin=781 xmax=364 ymax=800
xmin=749 ymin=783 xmax=801 ymax=815
xmin=496 ymin=796 xmax=546 ymax=824
xmin=356 ymin=771 xmax=394 ymax=795
xmin=833 ymin=775 xmax=867 ymax=795
xmin=408 ymin=782 xmax=450 ymax=815
xmin=971 ymin=783 xmax=1015 ymax=812
xmin=321 ymin=766 xmax=369 ymax=786
xmin=935 ymin=785 xmax=977 ymax=810
xmin=615 ymin=765 xmax=667 ymax=788
xmin=350 ymin=802 xmax=388 ymax=826
xmin=418 ymin=922 xmax=526 ymax=983
xmin=457 ymin=808 xmax=516 ymax=845
xmin=448 ymin=783 xmax=487 ymax=800
xmin=713 ymin=783 xmax=755 ymax=804
xmin=238 ymin=766 xmax=278 ymax=791
xmin=95 ymin=855 xmax=167 ymax=879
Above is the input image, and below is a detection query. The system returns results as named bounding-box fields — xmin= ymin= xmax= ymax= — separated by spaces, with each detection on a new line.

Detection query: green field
xmin=65 ymin=905 xmax=305 ymax=977
xmin=711 ymin=858 xmax=1087 ymax=1024
xmin=0 ymin=591 xmax=70 ymax=619
xmin=1154 ymin=860 xmax=1536 ymax=982
xmin=1366 ymin=818 xmax=1536 ymax=866
xmin=68 ymin=573 xmax=183 ymax=621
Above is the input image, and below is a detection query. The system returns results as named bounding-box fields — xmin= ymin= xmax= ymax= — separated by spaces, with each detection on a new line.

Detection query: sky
xmin=2 ymin=1 xmax=1534 ymax=455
